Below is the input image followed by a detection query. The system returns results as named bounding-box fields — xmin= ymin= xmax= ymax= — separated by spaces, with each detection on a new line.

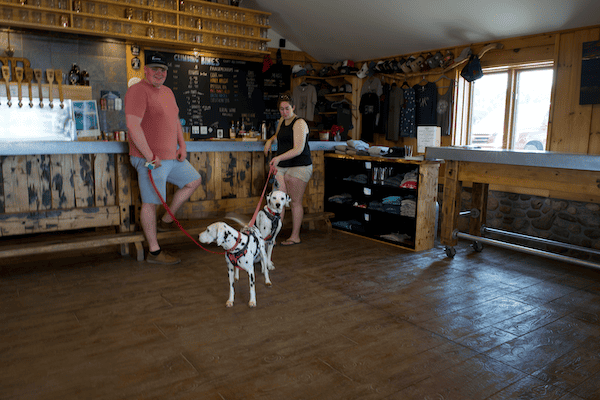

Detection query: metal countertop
xmin=426 ymin=146 xmax=600 ymax=172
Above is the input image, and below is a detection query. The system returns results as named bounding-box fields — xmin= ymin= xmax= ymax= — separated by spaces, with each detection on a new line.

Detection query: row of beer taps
xmin=1 ymin=66 xmax=64 ymax=109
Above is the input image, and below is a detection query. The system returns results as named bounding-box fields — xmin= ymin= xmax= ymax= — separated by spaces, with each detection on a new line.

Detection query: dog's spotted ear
xmin=285 ymin=193 xmax=291 ymax=207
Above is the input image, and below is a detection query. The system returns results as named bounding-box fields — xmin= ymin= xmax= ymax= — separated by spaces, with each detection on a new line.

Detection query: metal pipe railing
xmin=481 ymin=225 xmax=600 ymax=257
xmin=454 ymin=231 xmax=600 ymax=271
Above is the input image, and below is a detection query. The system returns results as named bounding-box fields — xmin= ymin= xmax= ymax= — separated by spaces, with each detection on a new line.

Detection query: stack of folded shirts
xmin=328 ymin=193 xmax=353 ymax=204
xmin=368 ymin=146 xmax=390 ymax=156
xmin=400 ymin=169 xmax=418 ymax=189
xmin=401 ymin=197 xmax=417 ymax=217
xmin=343 ymin=174 xmax=368 ymax=184
xmin=334 ymin=144 xmax=347 ymax=155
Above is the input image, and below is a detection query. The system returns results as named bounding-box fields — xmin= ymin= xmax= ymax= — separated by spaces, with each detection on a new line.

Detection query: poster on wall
xmin=73 ymin=100 xmax=101 ymax=138
xmin=580 ymin=40 xmax=600 ymax=105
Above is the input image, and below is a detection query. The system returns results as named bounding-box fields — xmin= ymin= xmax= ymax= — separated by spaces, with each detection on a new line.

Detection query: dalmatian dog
xmin=255 ymin=190 xmax=291 ymax=263
xmin=199 ymin=222 xmax=274 ymax=308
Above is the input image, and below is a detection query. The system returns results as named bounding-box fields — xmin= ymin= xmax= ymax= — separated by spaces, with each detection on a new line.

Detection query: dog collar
xmin=266 ymin=206 xmax=280 ymax=216
xmin=224 ymin=231 xmax=242 ymax=253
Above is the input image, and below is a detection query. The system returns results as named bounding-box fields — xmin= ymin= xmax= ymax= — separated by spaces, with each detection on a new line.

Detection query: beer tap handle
xmin=15 ymin=67 xmax=24 ymax=108
xmin=54 ymin=69 xmax=64 ymax=108
xmin=34 ymin=69 xmax=43 ymax=108
xmin=26 ymin=68 xmax=34 ymax=108
xmin=46 ymin=69 xmax=55 ymax=108
xmin=1 ymin=66 xmax=11 ymax=107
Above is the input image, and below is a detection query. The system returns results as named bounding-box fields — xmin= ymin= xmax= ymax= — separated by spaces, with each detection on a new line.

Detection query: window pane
xmin=512 ymin=69 xmax=553 ymax=151
xmin=469 ymin=73 xmax=508 ymax=149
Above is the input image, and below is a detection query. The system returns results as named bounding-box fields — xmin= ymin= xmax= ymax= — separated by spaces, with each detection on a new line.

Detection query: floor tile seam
xmin=377 ymin=376 xmax=434 ymax=400
xmin=489 ymin=309 xmax=575 ymax=337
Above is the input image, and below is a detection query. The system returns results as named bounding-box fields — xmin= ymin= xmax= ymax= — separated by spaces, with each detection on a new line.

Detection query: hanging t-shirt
xmin=379 ymin=83 xmax=390 ymax=134
xmin=413 ymin=82 xmax=437 ymax=126
xmin=360 ymin=76 xmax=383 ymax=97
xmin=292 ymin=83 xmax=318 ymax=121
xmin=400 ymin=86 xmax=416 ymax=138
xmin=336 ymin=102 xmax=353 ymax=141
xmin=387 ymin=85 xmax=404 ymax=141
xmin=359 ymin=92 xmax=380 ymax=143
xmin=436 ymin=80 xmax=454 ymax=136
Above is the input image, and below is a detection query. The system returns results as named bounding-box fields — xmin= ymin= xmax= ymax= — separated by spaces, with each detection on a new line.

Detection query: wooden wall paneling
xmin=116 ymin=154 xmax=134 ymax=232
xmin=3 ymin=155 xmax=28 ymax=213
xmin=39 ymin=155 xmax=52 ymax=211
xmin=220 ymin=151 xmax=252 ymax=199
xmin=93 ymin=153 xmax=116 ymax=207
xmin=180 ymin=196 xmax=262 ymax=219
xmin=213 ymin=152 xmax=222 ymax=201
xmin=74 ymin=154 xmax=95 ymax=208
xmin=55 ymin=206 xmax=121 ymax=231
xmin=25 ymin=155 xmax=42 ymax=211
xmin=189 ymin=152 xmax=211 ymax=201
xmin=51 ymin=154 xmax=76 ymax=210
xmin=0 ymin=211 xmax=42 ymax=236
xmin=549 ymin=28 xmax=600 ymax=153
xmin=590 ymin=104 xmax=600 ymax=154
xmin=251 ymin=151 xmax=267 ymax=197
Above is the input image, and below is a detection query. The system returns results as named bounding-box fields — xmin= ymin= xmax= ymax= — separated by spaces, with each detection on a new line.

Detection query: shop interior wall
xmin=2 ymin=30 xmax=129 ymax=134
xmin=359 ymin=25 xmax=600 ymax=158
xmin=357 ymin=25 xmax=600 ymax=251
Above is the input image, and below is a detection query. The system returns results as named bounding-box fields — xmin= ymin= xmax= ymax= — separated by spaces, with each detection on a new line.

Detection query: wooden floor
xmin=2 ymin=228 xmax=600 ymax=400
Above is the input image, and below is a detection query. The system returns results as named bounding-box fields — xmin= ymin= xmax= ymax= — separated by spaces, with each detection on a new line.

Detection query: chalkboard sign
xmin=161 ymin=51 xmax=290 ymax=139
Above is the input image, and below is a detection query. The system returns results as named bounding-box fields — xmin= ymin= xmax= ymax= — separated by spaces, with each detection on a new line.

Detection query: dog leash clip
xmin=145 ymin=159 xmax=156 ymax=170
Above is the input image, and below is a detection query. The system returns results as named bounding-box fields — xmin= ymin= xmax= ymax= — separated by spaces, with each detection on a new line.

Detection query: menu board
xmin=161 ymin=51 xmax=290 ymax=139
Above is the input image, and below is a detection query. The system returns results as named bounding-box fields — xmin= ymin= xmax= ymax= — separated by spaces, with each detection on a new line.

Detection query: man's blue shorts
xmin=131 ymin=156 xmax=201 ymax=204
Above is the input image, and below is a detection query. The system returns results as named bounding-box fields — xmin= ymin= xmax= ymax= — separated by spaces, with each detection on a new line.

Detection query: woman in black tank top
xmin=263 ymin=93 xmax=312 ymax=246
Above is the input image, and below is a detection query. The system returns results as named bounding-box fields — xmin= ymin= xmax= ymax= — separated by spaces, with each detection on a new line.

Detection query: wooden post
xmin=469 ymin=182 xmax=488 ymax=237
xmin=440 ymin=160 xmax=461 ymax=247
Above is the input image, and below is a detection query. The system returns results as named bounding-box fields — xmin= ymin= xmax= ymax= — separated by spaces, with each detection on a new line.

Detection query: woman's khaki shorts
xmin=275 ymin=164 xmax=313 ymax=183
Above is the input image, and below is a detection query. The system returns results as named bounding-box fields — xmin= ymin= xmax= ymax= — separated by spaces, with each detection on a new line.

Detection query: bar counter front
xmin=0 ymin=140 xmax=337 ymax=258
xmin=426 ymin=146 xmax=600 ymax=268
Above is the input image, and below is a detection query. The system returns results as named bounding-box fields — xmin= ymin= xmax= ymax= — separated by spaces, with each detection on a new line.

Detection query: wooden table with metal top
xmin=426 ymin=146 xmax=600 ymax=269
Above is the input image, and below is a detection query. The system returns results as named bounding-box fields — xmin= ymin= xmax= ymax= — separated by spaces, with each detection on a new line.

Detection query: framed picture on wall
xmin=73 ymin=100 xmax=101 ymax=139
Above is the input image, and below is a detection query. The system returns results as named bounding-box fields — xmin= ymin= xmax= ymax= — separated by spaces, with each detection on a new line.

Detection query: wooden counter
xmin=426 ymin=146 xmax=600 ymax=252
xmin=0 ymin=140 xmax=338 ymax=257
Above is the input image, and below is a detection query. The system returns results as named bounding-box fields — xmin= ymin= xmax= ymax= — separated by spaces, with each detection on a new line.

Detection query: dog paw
xmin=265 ymin=282 xmax=272 ymax=287
xmin=226 ymin=301 xmax=234 ymax=307
xmin=248 ymin=301 xmax=256 ymax=307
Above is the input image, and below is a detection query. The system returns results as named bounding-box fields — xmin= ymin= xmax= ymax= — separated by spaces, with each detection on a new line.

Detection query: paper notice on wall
xmin=417 ymin=126 xmax=441 ymax=153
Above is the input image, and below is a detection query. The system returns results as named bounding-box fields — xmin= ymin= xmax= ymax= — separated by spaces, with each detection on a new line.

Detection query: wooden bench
xmin=0 ymin=231 xmax=146 ymax=262
xmin=0 ymin=213 xmax=335 ymax=263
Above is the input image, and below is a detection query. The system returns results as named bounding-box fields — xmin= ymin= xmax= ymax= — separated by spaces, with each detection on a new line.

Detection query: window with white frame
xmin=464 ymin=63 xmax=554 ymax=150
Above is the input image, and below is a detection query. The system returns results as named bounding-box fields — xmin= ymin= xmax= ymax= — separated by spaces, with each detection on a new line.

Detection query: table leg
xmin=440 ymin=160 xmax=461 ymax=248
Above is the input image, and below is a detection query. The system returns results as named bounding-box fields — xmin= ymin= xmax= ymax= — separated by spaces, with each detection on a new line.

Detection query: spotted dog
xmin=255 ymin=190 xmax=290 ymax=264
xmin=199 ymin=222 xmax=274 ymax=308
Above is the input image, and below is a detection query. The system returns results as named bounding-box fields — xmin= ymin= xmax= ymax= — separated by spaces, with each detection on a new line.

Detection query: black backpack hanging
xmin=461 ymin=54 xmax=483 ymax=82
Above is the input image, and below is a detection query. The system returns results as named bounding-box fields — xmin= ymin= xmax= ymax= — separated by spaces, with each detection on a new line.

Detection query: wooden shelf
xmin=0 ymin=0 xmax=271 ymax=55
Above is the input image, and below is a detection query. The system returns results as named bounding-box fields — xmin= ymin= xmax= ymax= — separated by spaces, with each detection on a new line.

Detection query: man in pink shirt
xmin=125 ymin=51 xmax=202 ymax=265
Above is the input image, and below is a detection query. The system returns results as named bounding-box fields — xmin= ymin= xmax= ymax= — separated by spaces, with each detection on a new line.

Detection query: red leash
xmin=146 ymin=164 xmax=277 ymax=254
xmin=249 ymin=165 xmax=277 ymax=227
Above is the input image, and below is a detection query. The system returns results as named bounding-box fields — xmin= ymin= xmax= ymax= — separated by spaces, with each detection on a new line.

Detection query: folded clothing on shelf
xmin=328 ymin=193 xmax=353 ymax=204
xmin=342 ymin=174 xmax=368 ymax=184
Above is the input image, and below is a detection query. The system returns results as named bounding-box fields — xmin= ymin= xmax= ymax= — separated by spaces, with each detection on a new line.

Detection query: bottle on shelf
xmin=229 ymin=120 xmax=236 ymax=139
